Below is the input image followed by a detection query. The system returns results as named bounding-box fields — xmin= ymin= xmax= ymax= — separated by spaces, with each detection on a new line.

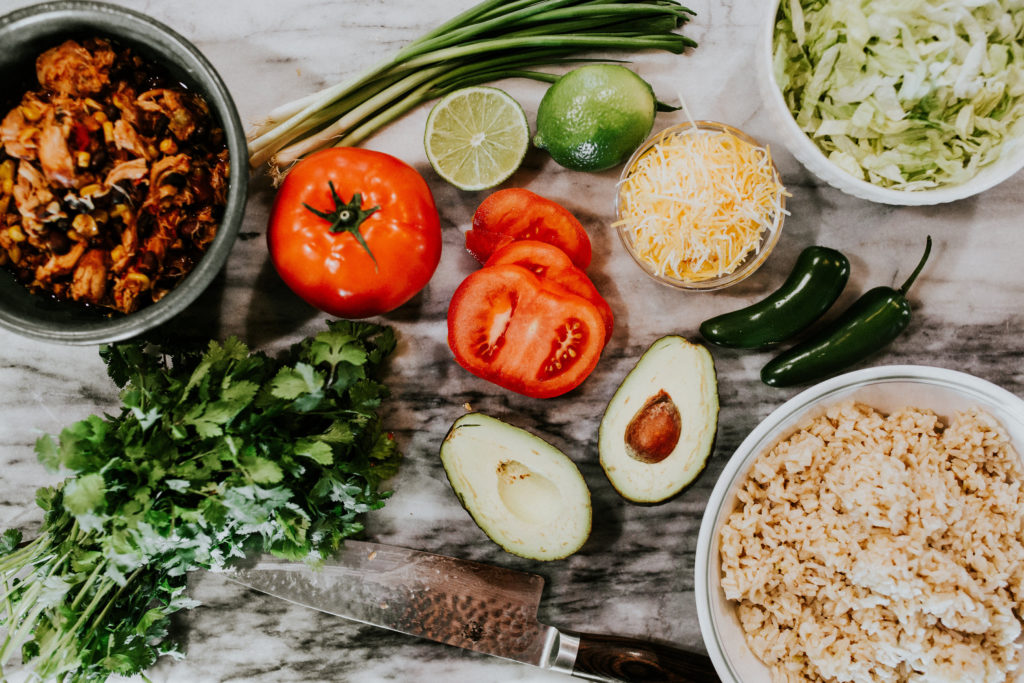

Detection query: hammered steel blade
xmin=223 ymin=540 xmax=558 ymax=667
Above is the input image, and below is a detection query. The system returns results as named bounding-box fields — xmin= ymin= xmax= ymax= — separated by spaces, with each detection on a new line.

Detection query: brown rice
xmin=719 ymin=402 xmax=1024 ymax=682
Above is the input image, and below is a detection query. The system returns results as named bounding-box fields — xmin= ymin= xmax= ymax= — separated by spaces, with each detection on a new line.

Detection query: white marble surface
xmin=1 ymin=0 xmax=1023 ymax=681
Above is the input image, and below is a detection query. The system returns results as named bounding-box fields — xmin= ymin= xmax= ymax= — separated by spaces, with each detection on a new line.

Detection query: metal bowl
xmin=694 ymin=365 xmax=1024 ymax=681
xmin=0 ymin=1 xmax=248 ymax=344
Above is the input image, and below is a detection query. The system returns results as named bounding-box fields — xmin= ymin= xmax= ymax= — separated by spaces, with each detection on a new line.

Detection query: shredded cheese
xmin=614 ymin=124 xmax=788 ymax=283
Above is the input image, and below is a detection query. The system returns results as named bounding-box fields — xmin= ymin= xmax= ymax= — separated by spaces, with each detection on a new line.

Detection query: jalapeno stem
xmin=899 ymin=235 xmax=932 ymax=295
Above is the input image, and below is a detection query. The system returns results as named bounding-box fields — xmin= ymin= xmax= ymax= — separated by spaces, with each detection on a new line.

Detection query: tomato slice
xmin=484 ymin=240 xmax=614 ymax=343
xmin=447 ymin=264 xmax=606 ymax=399
xmin=467 ymin=188 xmax=592 ymax=269
xmin=465 ymin=227 xmax=513 ymax=265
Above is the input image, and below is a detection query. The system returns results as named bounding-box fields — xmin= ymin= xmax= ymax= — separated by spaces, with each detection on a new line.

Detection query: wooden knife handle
xmin=570 ymin=632 xmax=721 ymax=683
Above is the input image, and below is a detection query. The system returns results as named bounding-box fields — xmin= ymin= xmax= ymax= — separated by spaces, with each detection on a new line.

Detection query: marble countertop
xmin=1 ymin=0 xmax=1022 ymax=681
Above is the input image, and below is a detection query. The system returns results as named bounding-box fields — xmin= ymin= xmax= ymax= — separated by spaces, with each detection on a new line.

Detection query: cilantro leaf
xmin=295 ymin=439 xmax=334 ymax=465
xmin=5 ymin=321 xmax=403 ymax=681
xmin=0 ymin=528 xmax=22 ymax=554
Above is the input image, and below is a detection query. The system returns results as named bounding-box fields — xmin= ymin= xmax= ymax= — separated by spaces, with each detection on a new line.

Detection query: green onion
xmin=248 ymin=0 xmax=697 ymax=176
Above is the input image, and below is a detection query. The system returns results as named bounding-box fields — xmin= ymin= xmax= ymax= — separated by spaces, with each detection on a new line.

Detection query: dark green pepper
xmin=699 ymin=246 xmax=850 ymax=349
xmin=761 ymin=236 xmax=932 ymax=388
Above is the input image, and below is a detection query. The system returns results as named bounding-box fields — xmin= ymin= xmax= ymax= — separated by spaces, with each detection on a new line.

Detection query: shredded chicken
xmin=36 ymin=39 xmax=114 ymax=97
xmin=70 ymin=248 xmax=108 ymax=304
xmin=111 ymin=83 xmax=140 ymax=129
xmin=37 ymin=113 xmax=76 ymax=188
xmin=13 ymin=161 xmax=54 ymax=221
xmin=112 ymin=270 xmax=149 ymax=313
xmin=137 ymin=90 xmax=198 ymax=140
xmin=1 ymin=96 xmax=41 ymax=161
xmin=112 ymin=119 xmax=149 ymax=160
xmin=104 ymin=158 xmax=148 ymax=188
xmin=0 ymin=38 xmax=229 ymax=314
xmin=34 ymin=241 xmax=86 ymax=283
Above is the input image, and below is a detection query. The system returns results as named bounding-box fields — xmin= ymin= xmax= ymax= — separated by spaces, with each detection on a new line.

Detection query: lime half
xmin=424 ymin=86 xmax=529 ymax=191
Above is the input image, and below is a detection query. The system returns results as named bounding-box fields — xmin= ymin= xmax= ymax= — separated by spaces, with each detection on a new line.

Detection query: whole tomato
xmin=268 ymin=148 xmax=442 ymax=318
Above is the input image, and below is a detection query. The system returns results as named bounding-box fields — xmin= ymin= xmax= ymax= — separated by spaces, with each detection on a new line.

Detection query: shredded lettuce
xmin=774 ymin=0 xmax=1024 ymax=191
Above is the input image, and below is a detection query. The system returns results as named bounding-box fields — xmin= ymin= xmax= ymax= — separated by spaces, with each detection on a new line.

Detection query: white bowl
xmin=695 ymin=365 xmax=1024 ymax=682
xmin=757 ymin=0 xmax=1024 ymax=206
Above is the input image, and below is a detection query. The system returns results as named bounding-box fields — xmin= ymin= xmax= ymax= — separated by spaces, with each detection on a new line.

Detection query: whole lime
xmin=533 ymin=65 xmax=658 ymax=173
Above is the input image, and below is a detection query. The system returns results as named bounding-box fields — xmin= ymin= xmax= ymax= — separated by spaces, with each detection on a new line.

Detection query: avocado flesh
xmin=440 ymin=412 xmax=592 ymax=561
xmin=599 ymin=336 xmax=718 ymax=504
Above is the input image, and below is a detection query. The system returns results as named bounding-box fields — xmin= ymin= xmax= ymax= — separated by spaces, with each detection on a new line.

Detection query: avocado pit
xmin=624 ymin=390 xmax=681 ymax=463
xmin=598 ymin=336 xmax=719 ymax=504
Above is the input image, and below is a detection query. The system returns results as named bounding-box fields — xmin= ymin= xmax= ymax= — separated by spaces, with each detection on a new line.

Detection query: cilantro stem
xmin=68 ymin=560 xmax=104 ymax=611
xmin=1 ymin=321 xmax=402 ymax=681
xmin=0 ymin=579 xmax=45 ymax=665
xmin=37 ymin=575 xmax=116 ymax=678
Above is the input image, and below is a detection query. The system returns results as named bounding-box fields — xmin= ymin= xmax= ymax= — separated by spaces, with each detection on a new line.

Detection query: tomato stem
xmin=304 ymin=181 xmax=380 ymax=268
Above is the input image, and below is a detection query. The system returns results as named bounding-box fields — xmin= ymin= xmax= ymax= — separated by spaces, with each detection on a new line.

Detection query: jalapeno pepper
xmin=699 ymin=246 xmax=850 ymax=349
xmin=761 ymin=236 xmax=932 ymax=388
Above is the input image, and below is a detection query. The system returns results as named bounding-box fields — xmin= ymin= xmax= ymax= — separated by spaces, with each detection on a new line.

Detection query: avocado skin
xmin=439 ymin=412 xmax=592 ymax=561
xmin=598 ymin=336 xmax=719 ymax=504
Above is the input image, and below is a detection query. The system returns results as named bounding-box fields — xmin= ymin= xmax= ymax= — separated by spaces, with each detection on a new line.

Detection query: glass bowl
xmin=694 ymin=365 xmax=1024 ymax=682
xmin=614 ymin=121 xmax=786 ymax=292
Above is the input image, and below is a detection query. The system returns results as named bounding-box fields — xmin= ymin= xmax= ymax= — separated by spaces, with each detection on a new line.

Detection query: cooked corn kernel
xmin=93 ymin=110 xmax=108 ymax=123
xmin=72 ymin=214 xmax=99 ymax=238
xmin=19 ymin=103 xmax=42 ymax=122
xmin=84 ymin=98 xmax=103 ymax=111
xmin=0 ymin=159 xmax=14 ymax=184
xmin=159 ymin=138 xmax=178 ymax=155
xmin=76 ymin=151 xmax=91 ymax=168
xmin=102 ymin=121 xmax=114 ymax=143
xmin=125 ymin=271 xmax=151 ymax=288
xmin=7 ymin=225 xmax=26 ymax=243
xmin=80 ymin=184 xmax=103 ymax=198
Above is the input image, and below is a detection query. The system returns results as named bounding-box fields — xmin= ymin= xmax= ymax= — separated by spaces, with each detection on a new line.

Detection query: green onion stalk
xmin=248 ymin=0 xmax=697 ymax=179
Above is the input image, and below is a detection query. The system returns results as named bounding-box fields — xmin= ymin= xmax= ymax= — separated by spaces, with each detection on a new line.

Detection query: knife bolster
xmin=548 ymin=631 xmax=582 ymax=677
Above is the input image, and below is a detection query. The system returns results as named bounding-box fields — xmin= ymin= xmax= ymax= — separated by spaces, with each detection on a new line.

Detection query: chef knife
xmin=223 ymin=540 xmax=719 ymax=683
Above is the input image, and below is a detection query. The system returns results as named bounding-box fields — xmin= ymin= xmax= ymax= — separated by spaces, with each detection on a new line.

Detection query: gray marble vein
xmin=0 ymin=0 xmax=1022 ymax=681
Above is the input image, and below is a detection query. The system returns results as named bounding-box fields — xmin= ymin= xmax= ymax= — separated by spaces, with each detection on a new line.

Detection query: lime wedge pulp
xmin=424 ymin=86 xmax=530 ymax=191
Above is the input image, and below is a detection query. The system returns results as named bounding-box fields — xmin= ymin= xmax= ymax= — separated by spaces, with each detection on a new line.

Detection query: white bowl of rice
xmin=759 ymin=0 xmax=1024 ymax=205
xmin=696 ymin=365 xmax=1024 ymax=682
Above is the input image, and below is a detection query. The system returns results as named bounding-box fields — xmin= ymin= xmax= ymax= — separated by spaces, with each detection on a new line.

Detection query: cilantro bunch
xmin=0 ymin=320 xmax=402 ymax=682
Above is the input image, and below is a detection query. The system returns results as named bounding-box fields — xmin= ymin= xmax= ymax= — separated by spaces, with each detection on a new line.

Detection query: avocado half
xmin=440 ymin=412 xmax=592 ymax=561
xmin=598 ymin=336 xmax=718 ymax=504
